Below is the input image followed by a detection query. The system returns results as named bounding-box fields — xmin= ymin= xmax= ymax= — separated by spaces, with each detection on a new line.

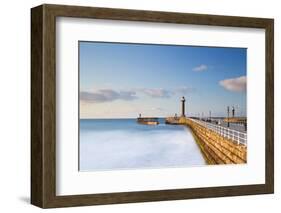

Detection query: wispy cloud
xmin=81 ymin=85 xmax=196 ymax=103
xmin=175 ymin=86 xmax=196 ymax=94
xmin=151 ymin=107 xmax=164 ymax=111
xmin=219 ymin=76 xmax=246 ymax=92
xmin=193 ymin=64 xmax=208 ymax=72
xmin=80 ymin=89 xmax=137 ymax=103
xmin=139 ymin=88 xmax=172 ymax=98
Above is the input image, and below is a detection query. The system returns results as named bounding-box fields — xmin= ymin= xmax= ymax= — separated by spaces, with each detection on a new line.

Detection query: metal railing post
xmin=238 ymin=132 xmax=240 ymax=145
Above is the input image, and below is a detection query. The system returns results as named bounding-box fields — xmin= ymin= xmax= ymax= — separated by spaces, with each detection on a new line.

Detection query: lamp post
xmin=227 ymin=106 xmax=230 ymax=127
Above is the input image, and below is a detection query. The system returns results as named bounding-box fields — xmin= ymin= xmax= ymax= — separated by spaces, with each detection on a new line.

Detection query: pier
xmin=137 ymin=117 xmax=159 ymax=125
xmin=164 ymin=96 xmax=247 ymax=165
xmin=137 ymin=96 xmax=247 ymax=165
xmin=165 ymin=117 xmax=247 ymax=164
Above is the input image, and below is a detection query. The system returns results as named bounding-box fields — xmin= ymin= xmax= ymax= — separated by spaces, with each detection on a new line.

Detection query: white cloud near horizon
xmin=151 ymin=107 xmax=164 ymax=111
xmin=219 ymin=76 xmax=247 ymax=92
xmin=193 ymin=64 xmax=208 ymax=72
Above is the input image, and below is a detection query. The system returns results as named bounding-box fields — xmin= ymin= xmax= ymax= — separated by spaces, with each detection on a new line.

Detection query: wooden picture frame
xmin=31 ymin=4 xmax=274 ymax=208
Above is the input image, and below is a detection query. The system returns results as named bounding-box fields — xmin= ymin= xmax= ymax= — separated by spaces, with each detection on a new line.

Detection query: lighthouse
xmin=181 ymin=96 xmax=186 ymax=117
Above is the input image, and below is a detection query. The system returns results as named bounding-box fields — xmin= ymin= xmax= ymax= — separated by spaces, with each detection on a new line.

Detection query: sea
xmin=79 ymin=118 xmax=206 ymax=171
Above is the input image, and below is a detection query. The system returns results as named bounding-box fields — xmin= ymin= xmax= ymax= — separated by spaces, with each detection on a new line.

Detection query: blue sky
xmin=79 ymin=41 xmax=246 ymax=118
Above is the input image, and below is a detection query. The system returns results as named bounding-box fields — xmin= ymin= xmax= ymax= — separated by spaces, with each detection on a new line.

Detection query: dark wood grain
xmin=31 ymin=4 xmax=274 ymax=208
xmin=31 ymin=5 xmax=43 ymax=207
xmin=265 ymin=20 xmax=274 ymax=193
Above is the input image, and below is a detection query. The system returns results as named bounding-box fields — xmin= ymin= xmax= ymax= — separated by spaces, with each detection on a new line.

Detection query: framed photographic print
xmin=31 ymin=4 xmax=274 ymax=208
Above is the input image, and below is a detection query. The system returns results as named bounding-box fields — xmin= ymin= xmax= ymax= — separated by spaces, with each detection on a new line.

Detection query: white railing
xmin=189 ymin=118 xmax=247 ymax=146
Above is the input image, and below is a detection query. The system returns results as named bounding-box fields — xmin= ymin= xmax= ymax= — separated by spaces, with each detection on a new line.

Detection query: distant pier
xmin=137 ymin=117 xmax=159 ymax=125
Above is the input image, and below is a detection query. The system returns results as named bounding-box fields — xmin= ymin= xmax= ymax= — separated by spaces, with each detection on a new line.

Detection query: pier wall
xmin=165 ymin=117 xmax=247 ymax=165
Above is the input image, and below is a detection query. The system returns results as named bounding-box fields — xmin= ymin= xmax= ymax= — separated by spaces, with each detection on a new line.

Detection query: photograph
xmin=79 ymin=41 xmax=247 ymax=171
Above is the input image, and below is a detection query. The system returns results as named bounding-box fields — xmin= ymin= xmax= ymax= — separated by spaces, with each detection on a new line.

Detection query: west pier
xmin=137 ymin=117 xmax=159 ymax=125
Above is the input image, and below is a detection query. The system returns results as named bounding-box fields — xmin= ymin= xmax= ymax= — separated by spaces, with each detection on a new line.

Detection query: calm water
xmin=79 ymin=118 xmax=206 ymax=171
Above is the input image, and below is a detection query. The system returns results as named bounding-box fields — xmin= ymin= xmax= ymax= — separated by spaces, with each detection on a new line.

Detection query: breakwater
xmin=165 ymin=117 xmax=247 ymax=165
